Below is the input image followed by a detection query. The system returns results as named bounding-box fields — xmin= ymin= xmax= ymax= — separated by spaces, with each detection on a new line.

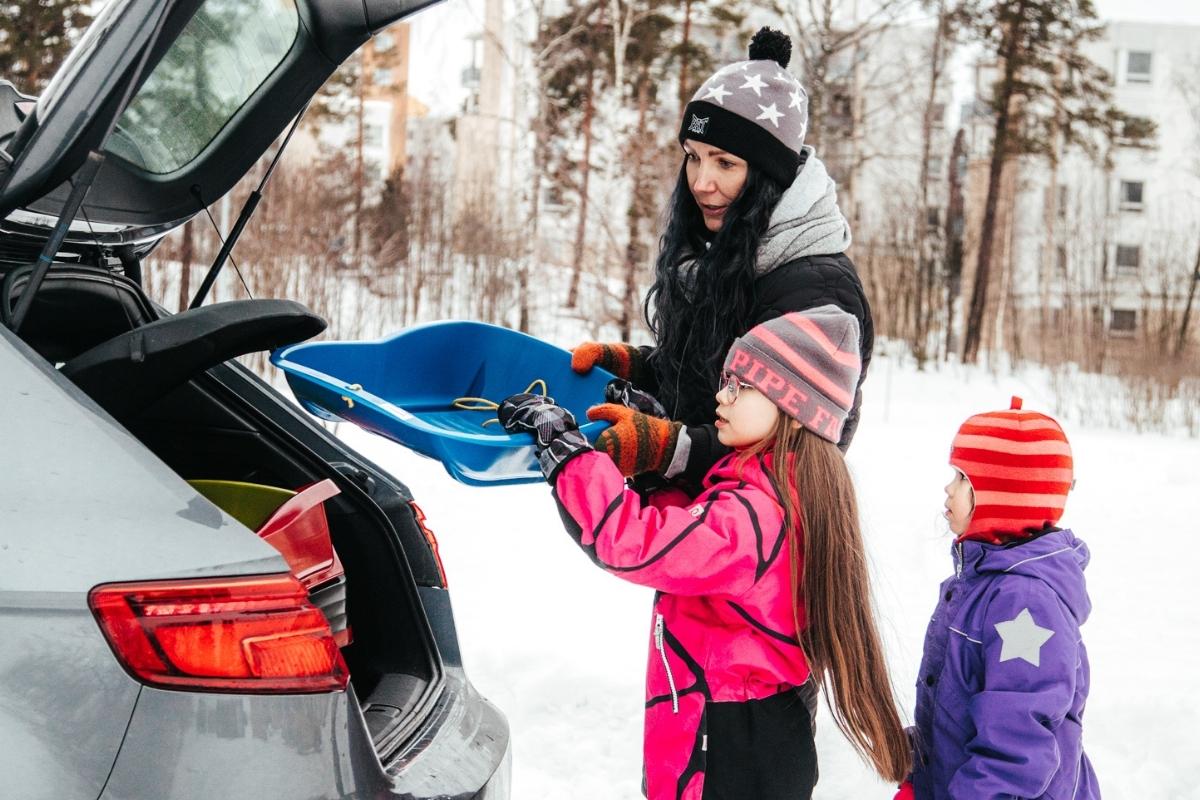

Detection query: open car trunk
xmin=7 ymin=265 xmax=449 ymax=764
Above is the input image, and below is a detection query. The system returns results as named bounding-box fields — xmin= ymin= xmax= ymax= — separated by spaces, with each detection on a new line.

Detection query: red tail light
xmin=89 ymin=573 xmax=349 ymax=693
xmin=409 ymin=501 xmax=448 ymax=588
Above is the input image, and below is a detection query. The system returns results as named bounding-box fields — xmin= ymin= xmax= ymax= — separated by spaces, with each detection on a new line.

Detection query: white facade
xmin=836 ymin=22 xmax=956 ymax=240
xmin=963 ymin=21 xmax=1200 ymax=339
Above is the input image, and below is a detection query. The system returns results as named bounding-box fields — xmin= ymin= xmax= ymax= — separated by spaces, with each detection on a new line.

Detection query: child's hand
xmin=497 ymin=393 xmax=578 ymax=448
xmin=497 ymin=393 xmax=592 ymax=481
xmin=588 ymin=403 xmax=681 ymax=478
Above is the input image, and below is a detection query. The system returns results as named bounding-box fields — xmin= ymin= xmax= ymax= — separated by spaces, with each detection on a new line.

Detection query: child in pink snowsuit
xmin=499 ymin=306 xmax=910 ymax=799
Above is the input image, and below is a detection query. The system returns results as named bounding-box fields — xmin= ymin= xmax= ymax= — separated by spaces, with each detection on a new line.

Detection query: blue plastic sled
xmin=270 ymin=320 xmax=614 ymax=486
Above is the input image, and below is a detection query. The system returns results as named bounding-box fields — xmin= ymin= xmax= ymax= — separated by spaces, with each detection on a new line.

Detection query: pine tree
xmin=959 ymin=0 xmax=1154 ymax=364
xmin=0 ymin=0 xmax=91 ymax=94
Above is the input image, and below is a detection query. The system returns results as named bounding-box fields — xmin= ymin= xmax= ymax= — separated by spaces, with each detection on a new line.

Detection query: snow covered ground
xmin=335 ymin=348 xmax=1200 ymax=799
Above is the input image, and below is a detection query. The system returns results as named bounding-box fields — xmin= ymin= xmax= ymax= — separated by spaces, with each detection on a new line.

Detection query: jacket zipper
xmin=955 ymin=541 xmax=964 ymax=579
xmin=654 ymin=613 xmax=680 ymax=714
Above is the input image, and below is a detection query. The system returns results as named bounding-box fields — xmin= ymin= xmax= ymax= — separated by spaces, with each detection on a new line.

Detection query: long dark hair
xmin=643 ymin=157 xmax=784 ymax=425
xmin=742 ymin=421 xmax=911 ymax=782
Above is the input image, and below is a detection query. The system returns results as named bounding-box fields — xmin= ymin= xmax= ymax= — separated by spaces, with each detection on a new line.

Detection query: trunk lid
xmin=0 ymin=0 xmax=435 ymax=241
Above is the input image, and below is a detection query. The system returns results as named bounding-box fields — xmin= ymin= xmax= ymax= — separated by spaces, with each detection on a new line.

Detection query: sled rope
xmin=453 ymin=379 xmax=549 ymax=426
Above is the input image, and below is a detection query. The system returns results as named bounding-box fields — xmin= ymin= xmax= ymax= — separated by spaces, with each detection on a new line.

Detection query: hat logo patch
xmin=687 ymin=114 xmax=709 ymax=135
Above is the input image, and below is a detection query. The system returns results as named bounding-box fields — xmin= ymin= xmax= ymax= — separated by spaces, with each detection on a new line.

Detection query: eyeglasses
xmin=719 ymin=371 xmax=754 ymax=402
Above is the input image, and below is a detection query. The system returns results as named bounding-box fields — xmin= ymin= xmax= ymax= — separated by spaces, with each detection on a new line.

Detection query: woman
xmin=574 ymin=27 xmax=873 ymax=487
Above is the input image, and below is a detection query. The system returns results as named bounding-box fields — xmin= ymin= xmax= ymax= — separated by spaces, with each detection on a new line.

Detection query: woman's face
xmin=682 ymin=138 xmax=748 ymax=232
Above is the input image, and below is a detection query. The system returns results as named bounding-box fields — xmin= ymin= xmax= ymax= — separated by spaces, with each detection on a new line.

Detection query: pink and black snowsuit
xmin=552 ymin=447 xmax=815 ymax=799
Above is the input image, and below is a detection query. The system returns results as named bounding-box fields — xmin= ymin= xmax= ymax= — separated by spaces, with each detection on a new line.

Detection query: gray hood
xmin=756 ymin=146 xmax=852 ymax=274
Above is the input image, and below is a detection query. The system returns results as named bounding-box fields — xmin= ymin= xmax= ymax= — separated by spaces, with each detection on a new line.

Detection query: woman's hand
xmin=571 ymin=342 xmax=648 ymax=384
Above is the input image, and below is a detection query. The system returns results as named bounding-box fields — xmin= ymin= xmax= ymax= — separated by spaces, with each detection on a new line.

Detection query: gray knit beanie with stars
xmin=678 ymin=27 xmax=809 ymax=186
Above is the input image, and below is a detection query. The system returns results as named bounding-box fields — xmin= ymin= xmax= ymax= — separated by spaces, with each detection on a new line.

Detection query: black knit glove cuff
xmin=538 ymin=429 xmax=592 ymax=482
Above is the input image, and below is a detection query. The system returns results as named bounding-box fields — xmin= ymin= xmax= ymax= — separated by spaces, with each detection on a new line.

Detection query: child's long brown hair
xmin=743 ymin=418 xmax=910 ymax=782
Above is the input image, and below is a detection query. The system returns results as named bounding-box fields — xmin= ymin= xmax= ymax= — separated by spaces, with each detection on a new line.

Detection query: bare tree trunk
xmin=621 ymin=77 xmax=653 ymax=339
xmin=678 ymin=0 xmax=693 ymax=114
xmin=177 ymin=219 xmax=195 ymax=312
xmin=1176 ymin=237 xmax=1200 ymax=356
xmin=963 ymin=10 xmax=1021 ymax=364
xmin=913 ymin=0 xmax=949 ymax=368
xmin=944 ymin=129 xmax=965 ymax=360
xmin=353 ymin=52 xmax=366 ymax=265
xmin=566 ymin=66 xmax=596 ymax=309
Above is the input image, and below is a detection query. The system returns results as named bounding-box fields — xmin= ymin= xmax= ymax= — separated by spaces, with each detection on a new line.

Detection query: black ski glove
xmin=603 ymin=378 xmax=668 ymax=418
xmin=498 ymin=393 xmax=593 ymax=481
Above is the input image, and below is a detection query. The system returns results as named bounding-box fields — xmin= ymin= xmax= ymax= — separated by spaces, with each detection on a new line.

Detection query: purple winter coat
xmin=910 ymin=528 xmax=1099 ymax=799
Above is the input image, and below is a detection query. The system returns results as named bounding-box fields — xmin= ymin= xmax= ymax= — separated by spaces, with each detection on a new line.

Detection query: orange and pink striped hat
xmin=950 ymin=396 xmax=1073 ymax=540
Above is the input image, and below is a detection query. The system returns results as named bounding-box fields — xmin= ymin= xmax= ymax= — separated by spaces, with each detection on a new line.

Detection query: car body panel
xmin=0 ymin=320 xmax=290 ymax=799
xmin=0 ymin=594 xmax=143 ymax=800
xmin=97 ymin=672 xmax=509 ymax=799
xmin=1 ymin=323 xmax=288 ymax=593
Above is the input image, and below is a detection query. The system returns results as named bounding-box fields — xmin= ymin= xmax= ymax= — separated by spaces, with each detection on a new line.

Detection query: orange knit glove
xmin=571 ymin=342 xmax=651 ymax=386
xmin=587 ymin=403 xmax=681 ymax=477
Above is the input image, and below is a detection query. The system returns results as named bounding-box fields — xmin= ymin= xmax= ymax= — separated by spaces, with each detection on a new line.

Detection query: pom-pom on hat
xmin=723 ymin=305 xmax=861 ymax=443
xmin=950 ymin=396 xmax=1074 ymax=541
xmin=678 ymin=27 xmax=809 ymax=187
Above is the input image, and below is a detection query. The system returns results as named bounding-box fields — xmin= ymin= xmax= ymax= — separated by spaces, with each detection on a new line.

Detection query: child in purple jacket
xmin=899 ymin=397 xmax=1099 ymax=800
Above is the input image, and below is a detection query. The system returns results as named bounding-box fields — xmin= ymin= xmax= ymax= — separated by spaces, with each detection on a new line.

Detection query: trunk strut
xmin=188 ymin=102 xmax=310 ymax=310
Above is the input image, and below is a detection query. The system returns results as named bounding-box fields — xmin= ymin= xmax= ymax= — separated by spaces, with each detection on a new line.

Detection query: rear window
xmin=106 ymin=0 xmax=299 ymax=174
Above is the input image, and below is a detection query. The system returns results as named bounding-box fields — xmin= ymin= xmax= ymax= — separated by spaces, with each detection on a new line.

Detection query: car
xmin=0 ymin=1 xmax=511 ymax=798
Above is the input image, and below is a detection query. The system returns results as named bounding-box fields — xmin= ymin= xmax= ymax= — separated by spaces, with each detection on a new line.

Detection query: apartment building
xmin=959 ymin=21 xmax=1200 ymax=355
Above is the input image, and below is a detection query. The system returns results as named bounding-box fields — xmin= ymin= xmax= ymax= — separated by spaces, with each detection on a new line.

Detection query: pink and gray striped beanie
xmin=723 ymin=306 xmax=861 ymax=443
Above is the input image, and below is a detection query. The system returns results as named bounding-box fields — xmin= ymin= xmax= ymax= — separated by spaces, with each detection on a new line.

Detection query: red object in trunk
xmin=256 ymin=479 xmax=351 ymax=647
xmin=257 ymin=479 xmax=344 ymax=587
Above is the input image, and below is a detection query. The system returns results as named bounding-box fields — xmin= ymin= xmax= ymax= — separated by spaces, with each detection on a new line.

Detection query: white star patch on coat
xmin=789 ymin=88 xmax=806 ymax=110
xmin=756 ymin=102 xmax=784 ymax=127
xmin=701 ymin=83 xmax=731 ymax=105
xmin=994 ymin=608 xmax=1054 ymax=667
xmin=740 ymin=73 xmax=768 ymax=97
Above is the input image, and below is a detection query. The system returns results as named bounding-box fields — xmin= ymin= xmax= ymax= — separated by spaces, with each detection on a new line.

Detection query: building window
xmin=372 ymin=67 xmax=393 ymax=87
xmin=1126 ymin=51 xmax=1152 ymax=84
xmin=375 ymin=32 xmax=394 ymax=52
xmin=927 ymin=156 xmax=944 ymax=179
xmin=1115 ymin=244 xmax=1140 ymax=271
xmin=364 ymin=121 xmax=385 ymax=149
xmin=930 ymin=102 xmax=946 ymax=128
xmin=1109 ymin=308 xmax=1137 ymax=336
xmin=1119 ymin=180 xmax=1144 ymax=211
xmin=926 ymin=206 xmax=941 ymax=229
xmin=1056 ymin=184 xmax=1068 ymax=219
xmin=1056 ymin=245 xmax=1068 ymax=278
xmin=542 ymin=184 xmax=566 ymax=211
